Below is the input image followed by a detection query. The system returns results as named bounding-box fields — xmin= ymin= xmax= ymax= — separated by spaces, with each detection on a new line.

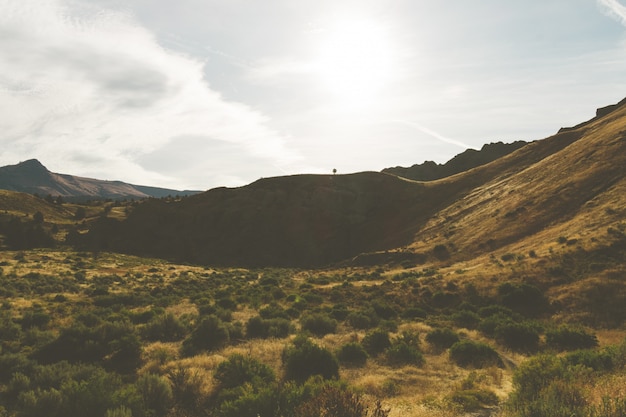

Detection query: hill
xmin=79 ymin=97 xmax=626 ymax=271
xmin=383 ymin=140 xmax=528 ymax=181
xmin=0 ymin=159 xmax=199 ymax=199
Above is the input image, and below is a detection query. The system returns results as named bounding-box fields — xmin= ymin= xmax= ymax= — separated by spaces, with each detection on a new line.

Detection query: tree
xmin=33 ymin=211 xmax=44 ymax=224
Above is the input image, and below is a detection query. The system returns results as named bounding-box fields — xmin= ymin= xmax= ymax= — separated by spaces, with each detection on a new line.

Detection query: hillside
xmin=79 ymin=98 xmax=626 ymax=270
xmin=0 ymin=159 xmax=199 ymax=199
xmin=383 ymin=140 xmax=528 ymax=181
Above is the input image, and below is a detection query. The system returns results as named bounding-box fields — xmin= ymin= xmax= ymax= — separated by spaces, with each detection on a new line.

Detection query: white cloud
xmin=0 ymin=0 xmax=299 ymax=189
xmin=598 ymin=0 xmax=626 ymax=26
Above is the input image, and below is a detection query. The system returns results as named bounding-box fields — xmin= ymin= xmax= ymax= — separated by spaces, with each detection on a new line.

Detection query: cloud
xmin=389 ymin=120 xmax=475 ymax=150
xmin=598 ymin=0 xmax=626 ymax=26
xmin=0 ymin=0 xmax=299 ymax=189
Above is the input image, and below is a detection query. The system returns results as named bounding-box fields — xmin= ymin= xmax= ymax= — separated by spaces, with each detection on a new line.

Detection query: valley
xmin=0 ymin=98 xmax=625 ymax=417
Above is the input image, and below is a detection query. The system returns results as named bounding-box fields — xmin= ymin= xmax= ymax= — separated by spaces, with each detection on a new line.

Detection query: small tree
xmin=33 ymin=211 xmax=44 ymax=224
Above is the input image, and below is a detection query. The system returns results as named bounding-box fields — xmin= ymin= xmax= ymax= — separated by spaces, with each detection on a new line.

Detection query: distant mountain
xmin=0 ymin=159 xmax=199 ymax=199
xmin=382 ymin=140 xmax=528 ymax=181
xmin=79 ymin=96 xmax=626 ymax=268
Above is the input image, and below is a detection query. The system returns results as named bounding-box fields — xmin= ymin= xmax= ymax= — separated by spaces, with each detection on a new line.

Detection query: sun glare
xmin=314 ymin=19 xmax=394 ymax=107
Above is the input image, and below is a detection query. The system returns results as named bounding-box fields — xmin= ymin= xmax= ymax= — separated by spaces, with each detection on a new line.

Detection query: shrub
xmin=214 ymin=354 xmax=276 ymax=390
xmin=294 ymin=385 xmax=389 ymax=417
xmin=167 ymin=367 xmax=205 ymax=413
xmin=181 ymin=315 xmax=229 ymax=356
xmin=371 ymin=301 xmax=397 ymax=320
xmin=282 ymin=336 xmax=339 ymax=383
xmin=449 ymin=340 xmax=502 ymax=368
xmin=135 ymin=373 xmax=173 ymax=417
xmin=426 ymin=328 xmax=460 ymax=350
xmin=448 ymin=389 xmax=498 ymax=412
xmin=494 ymin=322 xmax=540 ymax=353
xmin=564 ymin=349 xmax=615 ymax=372
xmin=300 ymin=313 xmax=337 ymax=337
xmin=142 ymin=313 xmax=187 ymax=342
xmin=337 ymin=343 xmax=368 ymax=368
xmin=346 ymin=311 xmax=378 ymax=330
xmin=385 ymin=342 xmax=424 ymax=367
xmin=451 ymin=310 xmax=481 ymax=329
xmin=546 ymin=326 xmax=598 ymax=351
xmin=245 ymin=316 xmax=291 ymax=339
xmin=401 ymin=307 xmax=427 ymax=319
xmin=498 ymin=283 xmax=549 ymax=317
xmin=361 ymin=329 xmax=391 ymax=356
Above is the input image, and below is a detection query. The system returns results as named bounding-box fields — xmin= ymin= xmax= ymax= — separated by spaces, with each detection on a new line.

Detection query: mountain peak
xmin=17 ymin=159 xmax=48 ymax=172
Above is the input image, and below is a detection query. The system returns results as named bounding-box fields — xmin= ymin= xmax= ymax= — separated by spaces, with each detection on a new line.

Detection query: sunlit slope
xmin=83 ymin=98 xmax=626 ymax=269
xmin=0 ymin=189 xmax=74 ymax=222
xmin=408 ymin=99 xmax=626 ymax=260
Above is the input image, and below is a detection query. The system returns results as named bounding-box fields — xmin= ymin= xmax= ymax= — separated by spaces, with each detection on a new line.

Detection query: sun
xmin=314 ymin=18 xmax=394 ymax=107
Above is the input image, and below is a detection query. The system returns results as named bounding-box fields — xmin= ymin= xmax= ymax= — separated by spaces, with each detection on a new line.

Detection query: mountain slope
xmin=407 ymin=98 xmax=626 ymax=261
xmin=383 ymin=140 xmax=528 ymax=181
xmin=0 ymin=159 xmax=199 ymax=199
xmin=80 ymin=97 xmax=626 ymax=269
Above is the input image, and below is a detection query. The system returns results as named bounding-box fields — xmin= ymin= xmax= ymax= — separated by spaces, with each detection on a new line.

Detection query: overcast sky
xmin=1 ymin=0 xmax=626 ymax=190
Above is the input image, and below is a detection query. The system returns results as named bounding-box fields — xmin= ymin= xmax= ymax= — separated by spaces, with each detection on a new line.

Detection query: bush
xmin=564 ymin=349 xmax=615 ymax=372
xmin=135 ymin=373 xmax=173 ymax=417
xmin=245 ymin=316 xmax=291 ymax=339
xmin=498 ymin=283 xmax=549 ymax=317
xmin=385 ymin=342 xmax=424 ymax=367
xmin=494 ymin=322 xmax=540 ymax=353
xmin=451 ymin=310 xmax=481 ymax=329
xmin=142 ymin=313 xmax=187 ymax=342
xmin=300 ymin=313 xmax=337 ymax=337
xmin=361 ymin=329 xmax=391 ymax=356
xmin=282 ymin=336 xmax=339 ymax=383
xmin=181 ymin=315 xmax=229 ymax=356
xmin=214 ymin=354 xmax=276 ymax=390
xmin=426 ymin=328 xmax=460 ymax=350
xmin=337 ymin=343 xmax=368 ymax=368
xmin=294 ymin=385 xmax=389 ymax=417
xmin=449 ymin=340 xmax=502 ymax=368
xmin=448 ymin=389 xmax=498 ymax=412
xmin=546 ymin=326 xmax=598 ymax=351
xmin=346 ymin=311 xmax=378 ymax=330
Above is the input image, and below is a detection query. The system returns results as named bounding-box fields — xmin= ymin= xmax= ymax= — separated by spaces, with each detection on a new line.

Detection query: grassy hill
xmin=0 ymin=97 xmax=624 ymax=417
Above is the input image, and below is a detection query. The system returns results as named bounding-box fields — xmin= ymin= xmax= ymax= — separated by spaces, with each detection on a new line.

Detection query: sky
xmin=1 ymin=0 xmax=626 ymax=191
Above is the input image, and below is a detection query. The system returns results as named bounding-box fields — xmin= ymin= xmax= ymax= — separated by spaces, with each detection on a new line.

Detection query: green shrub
xmin=294 ymin=385 xmax=389 ymax=417
xmin=494 ymin=322 xmax=540 ymax=353
xmin=401 ymin=307 xmax=427 ymax=319
xmin=245 ymin=316 xmax=291 ymax=339
xmin=300 ymin=313 xmax=337 ymax=337
xmin=166 ymin=367 xmax=204 ymax=413
xmin=546 ymin=326 xmax=598 ymax=351
xmin=497 ymin=283 xmax=549 ymax=317
xmin=385 ymin=342 xmax=424 ymax=367
xmin=214 ymin=354 xmax=276 ymax=390
xmin=346 ymin=311 xmax=378 ymax=330
xmin=361 ymin=329 xmax=391 ymax=356
xmin=282 ymin=336 xmax=339 ymax=383
xmin=449 ymin=340 xmax=501 ymax=368
xmin=564 ymin=349 xmax=615 ymax=372
xmin=181 ymin=315 xmax=230 ymax=356
xmin=105 ymin=406 xmax=132 ymax=417
xmin=135 ymin=373 xmax=173 ymax=417
xmin=426 ymin=328 xmax=460 ymax=350
xmin=451 ymin=310 xmax=481 ymax=329
xmin=337 ymin=343 xmax=368 ymax=368
xmin=448 ymin=389 xmax=498 ymax=412
xmin=142 ymin=313 xmax=187 ymax=342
